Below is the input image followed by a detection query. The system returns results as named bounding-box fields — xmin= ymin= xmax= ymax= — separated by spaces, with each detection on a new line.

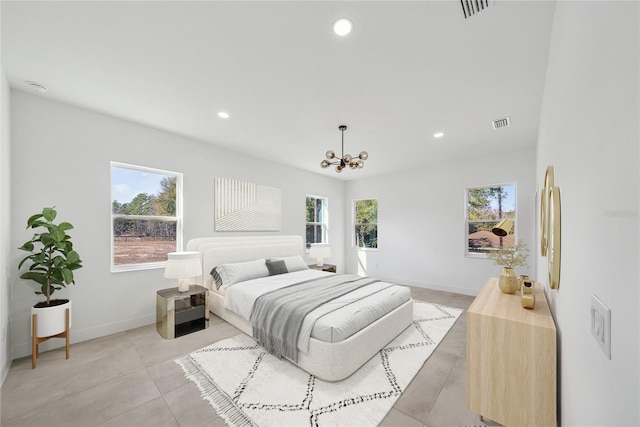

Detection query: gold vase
xmin=499 ymin=267 xmax=519 ymax=294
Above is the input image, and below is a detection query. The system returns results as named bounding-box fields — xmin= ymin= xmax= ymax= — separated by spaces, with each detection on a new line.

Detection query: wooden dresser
xmin=467 ymin=277 xmax=557 ymax=426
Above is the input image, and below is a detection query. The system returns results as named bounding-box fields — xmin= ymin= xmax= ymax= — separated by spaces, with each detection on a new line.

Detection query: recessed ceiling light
xmin=433 ymin=132 xmax=444 ymax=138
xmin=25 ymin=81 xmax=48 ymax=93
xmin=333 ymin=17 xmax=353 ymax=36
xmin=217 ymin=112 xmax=230 ymax=119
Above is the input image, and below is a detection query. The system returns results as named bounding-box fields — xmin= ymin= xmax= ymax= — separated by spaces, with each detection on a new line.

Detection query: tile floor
xmin=0 ymin=286 xmax=500 ymax=427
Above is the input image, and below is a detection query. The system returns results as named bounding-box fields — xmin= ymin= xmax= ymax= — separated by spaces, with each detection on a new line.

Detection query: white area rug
xmin=176 ymin=301 xmax=462 ymax=427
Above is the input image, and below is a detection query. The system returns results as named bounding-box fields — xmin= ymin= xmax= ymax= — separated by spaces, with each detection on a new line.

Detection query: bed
xmin=187 ymin=235 xmax=413 ymax=381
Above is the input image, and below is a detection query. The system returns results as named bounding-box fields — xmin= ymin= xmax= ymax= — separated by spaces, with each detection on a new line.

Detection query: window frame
xmin=305 ymin=194 xmax=329 ymax=250
xmin=465 ymin=182 xmax=517 ymax=258
xmin=110 ymin=161 xmax=183 ymax=272
xmin=353 ymin=198 xmax=378 ymax=251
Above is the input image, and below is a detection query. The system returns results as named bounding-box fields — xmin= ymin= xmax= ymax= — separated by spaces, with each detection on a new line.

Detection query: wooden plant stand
xmin=32 ymin=308 xmax=70 ymax=369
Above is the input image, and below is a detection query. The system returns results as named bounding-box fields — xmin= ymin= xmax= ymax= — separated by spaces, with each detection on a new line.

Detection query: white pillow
xmin=212 ymin=258 xmax=269 ymax=288
xmin=269 ymin=255 xmax=308 ymax=272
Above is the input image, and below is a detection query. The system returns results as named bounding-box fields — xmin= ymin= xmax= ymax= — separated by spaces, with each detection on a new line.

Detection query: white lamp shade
xmin=309 ymin=244 xmax=331 ymax=267
xmin=309 ymin=244 xmax=331 ymax=259
xmin=164 ymin=252 xmax=202 ymax=279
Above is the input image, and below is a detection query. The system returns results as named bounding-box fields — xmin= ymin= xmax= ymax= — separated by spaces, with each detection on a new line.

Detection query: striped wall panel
xmin=214 ymin=178 xmax=281 ymax=231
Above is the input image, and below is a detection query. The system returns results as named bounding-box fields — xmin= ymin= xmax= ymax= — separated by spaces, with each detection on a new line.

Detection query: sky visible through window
xmin=488 ymin=184 xmax=515 ymax=213
xmin=111 ymin=166 xmax=172 ymax=204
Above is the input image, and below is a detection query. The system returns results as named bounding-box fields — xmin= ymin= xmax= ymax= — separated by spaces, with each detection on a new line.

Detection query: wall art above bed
xmin=214 ymin=177 xmax=281 ymax=231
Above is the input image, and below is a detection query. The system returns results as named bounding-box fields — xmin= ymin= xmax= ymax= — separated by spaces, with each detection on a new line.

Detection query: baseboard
xmin=11 ymin=313 xmax=156 ymax=360
xmin=1 ymin=358 xmax=10 ymax=387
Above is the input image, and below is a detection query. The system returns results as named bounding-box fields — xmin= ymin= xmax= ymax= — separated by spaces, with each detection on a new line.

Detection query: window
xmin=466 ymin=184 xmax=516 ymax=256
xmin=305 ymin=195 xmax=328 ymax=249
xmin=354 ymin=199 xmax=378 ymax=249
xmin=111 ymin=162 xmax=182 ymax=271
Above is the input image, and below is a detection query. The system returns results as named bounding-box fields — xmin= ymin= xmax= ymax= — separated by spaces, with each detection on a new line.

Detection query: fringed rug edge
xmin=175 ymin=354 xmax=257 ymax=427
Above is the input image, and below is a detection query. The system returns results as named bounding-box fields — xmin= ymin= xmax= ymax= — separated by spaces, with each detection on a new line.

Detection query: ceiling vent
xmin=492 ymin=117 xmax=511 ymax=130
xmin=461 ymin=0 xmax=490 ymax=19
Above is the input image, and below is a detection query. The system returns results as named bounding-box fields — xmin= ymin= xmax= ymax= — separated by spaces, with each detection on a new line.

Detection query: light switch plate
xmin=591 ymin=295 xmax=611 ymax=359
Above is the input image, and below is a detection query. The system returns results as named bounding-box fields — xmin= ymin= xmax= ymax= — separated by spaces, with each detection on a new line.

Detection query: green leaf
xmin=32 ymin=252 xmax=47 ymax=264
xmin=40 ymin=234 xmax=54 ymax=246
xmin=55 ymin=229 xmax=67 ymax=242
xmin=51 ymin=256 xmax=64 ymax=268
xmin=20 ymin=271 xmax=47 ymax=286
xmin=66 ymin=250 xmax=80 ymax=264
xmin=42 ymin=207 xmax=57 ymax=222
xmin=61 ymin=268 xmax=73 ymax=284
xmin=26 ymin=213 xmax=44 ymax=228
xmin=67 ymin=262 xmax=82 ymax=271
xmin=58 ymin=222 xmax=74 ymax=232
xmin=19 ymin=241 xmax=34 ymax=252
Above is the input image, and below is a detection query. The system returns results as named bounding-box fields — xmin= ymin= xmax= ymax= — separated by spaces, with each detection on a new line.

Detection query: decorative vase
xmin=499 ymin=268 xmax=519 ymax=294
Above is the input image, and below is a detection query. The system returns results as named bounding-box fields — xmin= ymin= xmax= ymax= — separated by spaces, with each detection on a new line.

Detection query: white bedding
xmin=221 ymin=269 xmax=412 ymax=352
xmin=190 ymin=235 xmax=415 ymax=381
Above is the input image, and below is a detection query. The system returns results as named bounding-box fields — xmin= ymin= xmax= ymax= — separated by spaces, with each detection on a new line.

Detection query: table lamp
xmin=164 ymin=252 xmax=202 ymax=292
xmin=309 ymin=244 xmax=331 ymax=267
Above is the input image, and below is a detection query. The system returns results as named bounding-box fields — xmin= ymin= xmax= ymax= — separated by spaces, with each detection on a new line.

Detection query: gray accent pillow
xmin=266 ymin=259 xmax=288 ymax=276
xmin=269 ymin=255 xmax=308 ymax=272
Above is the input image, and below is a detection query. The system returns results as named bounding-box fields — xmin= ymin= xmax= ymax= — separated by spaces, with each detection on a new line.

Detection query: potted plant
xmin=487 ymin=240 xmax=529 ymax=294
xmin=18 ymin=207 xmax=83 ymax=339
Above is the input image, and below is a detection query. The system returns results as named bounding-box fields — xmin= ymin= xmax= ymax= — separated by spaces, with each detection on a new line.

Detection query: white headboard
xmin=187 ymin=235 xmax=304 ymax=290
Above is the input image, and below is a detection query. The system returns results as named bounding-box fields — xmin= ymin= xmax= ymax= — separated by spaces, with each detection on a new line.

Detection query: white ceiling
xmin=1 ymin=1 xmax=556 ymax=180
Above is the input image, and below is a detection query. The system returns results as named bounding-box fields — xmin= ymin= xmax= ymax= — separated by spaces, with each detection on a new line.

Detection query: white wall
xmin=537 ymin=1 xmax=639 ymax=425
xmin=344 ymin=148 xmax=536 ymax=295
xmin=9 ymin=91 xmax=345 ymax=359
xmin=1 ymin=66 xmax=12 ymax=382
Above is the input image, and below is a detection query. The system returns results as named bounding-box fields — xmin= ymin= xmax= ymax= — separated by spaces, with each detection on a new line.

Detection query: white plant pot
xmin=31 ymin=300 xmax=72 ymax=338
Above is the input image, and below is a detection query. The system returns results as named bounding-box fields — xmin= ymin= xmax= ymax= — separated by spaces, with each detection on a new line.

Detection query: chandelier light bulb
xmin=343 ymin=154 xmax=352 ymax=163
xmin=321 ymin=160 xmax=330 ymax=168
xmin=357 ymin=160 xmax=364 ymax=168
xmin=359 ymin=151 xmax=368 ymax=160
xmin=336 ymin=165 xmax=343 ymax=173
xmin=326 ymin=150 xmax=336 ymax=159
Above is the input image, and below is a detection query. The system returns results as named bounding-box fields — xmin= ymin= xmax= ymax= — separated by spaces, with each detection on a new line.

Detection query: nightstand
xmin=307 ymin=264 xmax=337 ymax=273
xmin=156 ymin=285 xmax=209 ymax=339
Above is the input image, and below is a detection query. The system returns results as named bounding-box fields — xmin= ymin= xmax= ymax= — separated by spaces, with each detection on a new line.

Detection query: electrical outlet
xmin=591 ymin=295 xmax=611 ymax=359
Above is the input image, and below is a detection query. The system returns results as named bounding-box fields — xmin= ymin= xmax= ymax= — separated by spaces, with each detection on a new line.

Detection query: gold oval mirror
xmin=548 ymin=186 xmax=561 ymax=289
xmin=540 ymin=166 xmax=554 ymax=256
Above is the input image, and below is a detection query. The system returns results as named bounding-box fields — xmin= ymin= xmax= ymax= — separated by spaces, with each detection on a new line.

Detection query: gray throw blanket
xmin=250 ymin=274 xmax=379 ymax=362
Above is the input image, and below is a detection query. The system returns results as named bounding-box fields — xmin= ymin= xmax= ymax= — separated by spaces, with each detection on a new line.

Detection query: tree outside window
xmin=354 ymin=199 xmax=378 ymax=249
xmin=306 ymin=195 xmax=328 ymax=249
xmin=111 ymin=162 xmax=182 ymax=271
xmin=466 ymin=184 xmax=516 ymax=255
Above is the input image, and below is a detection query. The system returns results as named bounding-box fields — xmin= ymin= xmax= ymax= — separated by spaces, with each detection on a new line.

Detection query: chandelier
xmin=320 ymin=125 xmax=368 ymax=173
